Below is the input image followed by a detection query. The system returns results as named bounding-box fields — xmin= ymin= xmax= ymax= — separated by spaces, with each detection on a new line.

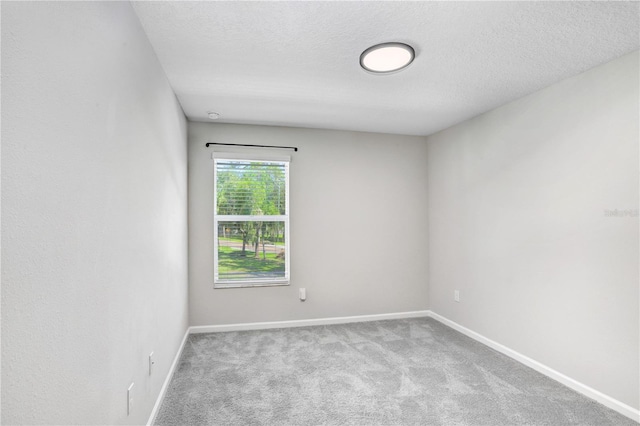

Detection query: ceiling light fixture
xmin=207 ymin=111 xmax=220 ymax=120
xmin=360 ymin=42 xmax=415 ymax=74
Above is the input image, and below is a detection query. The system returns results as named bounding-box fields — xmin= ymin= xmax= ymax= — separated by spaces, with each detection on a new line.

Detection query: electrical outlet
xmin=454 ymin=290 xmax=460 ymax=302
xmin=127 ymin=383 xmax=134 ymax=415
xmin=149 ymin=352 xmax=155 ymax=376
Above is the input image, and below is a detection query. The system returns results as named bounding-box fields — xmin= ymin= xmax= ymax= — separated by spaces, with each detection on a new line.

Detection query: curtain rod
xmin=205 ymin=142 xmax=298 ymax=152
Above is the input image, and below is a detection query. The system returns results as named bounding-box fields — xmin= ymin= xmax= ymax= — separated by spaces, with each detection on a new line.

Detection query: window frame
xmin=212 ymin=152 xmax=291 ymax=288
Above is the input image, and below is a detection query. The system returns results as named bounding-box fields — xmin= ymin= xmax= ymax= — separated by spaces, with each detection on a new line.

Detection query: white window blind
xmin=213 ymin=157 xmax=290 ymax=287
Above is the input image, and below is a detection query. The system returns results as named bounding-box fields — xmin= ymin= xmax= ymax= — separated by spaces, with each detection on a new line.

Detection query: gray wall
xmin=426 ymin=51 xmax=639 ymax=409
xmin=1 ymin=2 xmax=189 ymax=424
xmin=188 ymin=122 xmax=429 ymax=326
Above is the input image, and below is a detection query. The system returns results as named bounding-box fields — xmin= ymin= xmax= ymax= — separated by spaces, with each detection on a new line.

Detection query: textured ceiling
xmin=132 ymin=1 xmax=639 ymax=136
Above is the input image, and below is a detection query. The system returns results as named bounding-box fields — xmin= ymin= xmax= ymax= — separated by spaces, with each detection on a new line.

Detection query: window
xmin=213 ymin=155 xmax=290 ymax=288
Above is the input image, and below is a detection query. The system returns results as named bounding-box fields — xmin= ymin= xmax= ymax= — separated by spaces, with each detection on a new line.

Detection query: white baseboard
xmin=427 ymin=311 xmax=640 ymax=423
xmin=189 ymin=310 xmax=431 ymax=334
xmin=146 ymin=328 xmax=190 ymax=426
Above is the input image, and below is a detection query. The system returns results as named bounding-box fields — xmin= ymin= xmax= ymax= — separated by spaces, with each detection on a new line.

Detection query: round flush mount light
xmin=360 ymin=42 xmax=415 ymax=74
xmin=207 ymin=111 xmax=220 ymax=120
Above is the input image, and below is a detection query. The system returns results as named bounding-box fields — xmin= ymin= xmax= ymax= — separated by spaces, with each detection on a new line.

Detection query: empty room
xmin=1 ymin=1 xmax=638 ymax=425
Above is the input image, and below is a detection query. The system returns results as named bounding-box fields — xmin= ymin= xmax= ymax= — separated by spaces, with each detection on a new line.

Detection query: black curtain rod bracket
xmin=206 ymin=142 xmax=298 ymax=152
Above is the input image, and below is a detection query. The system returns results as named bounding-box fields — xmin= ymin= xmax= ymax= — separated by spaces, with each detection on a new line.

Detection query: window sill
xmin=214 ymin=280 xmax=290 ymax=289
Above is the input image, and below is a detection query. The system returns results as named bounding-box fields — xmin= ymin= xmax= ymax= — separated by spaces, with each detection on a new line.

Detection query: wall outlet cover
xmin=149 ymin=352 xmax=155 ymax=376
xmin=127 ymin=383 xmax=134 ymax=415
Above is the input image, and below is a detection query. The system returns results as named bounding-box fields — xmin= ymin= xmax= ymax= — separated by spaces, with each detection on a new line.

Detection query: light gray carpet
xmin=155 ymin=318 xmax=636 ymax=425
